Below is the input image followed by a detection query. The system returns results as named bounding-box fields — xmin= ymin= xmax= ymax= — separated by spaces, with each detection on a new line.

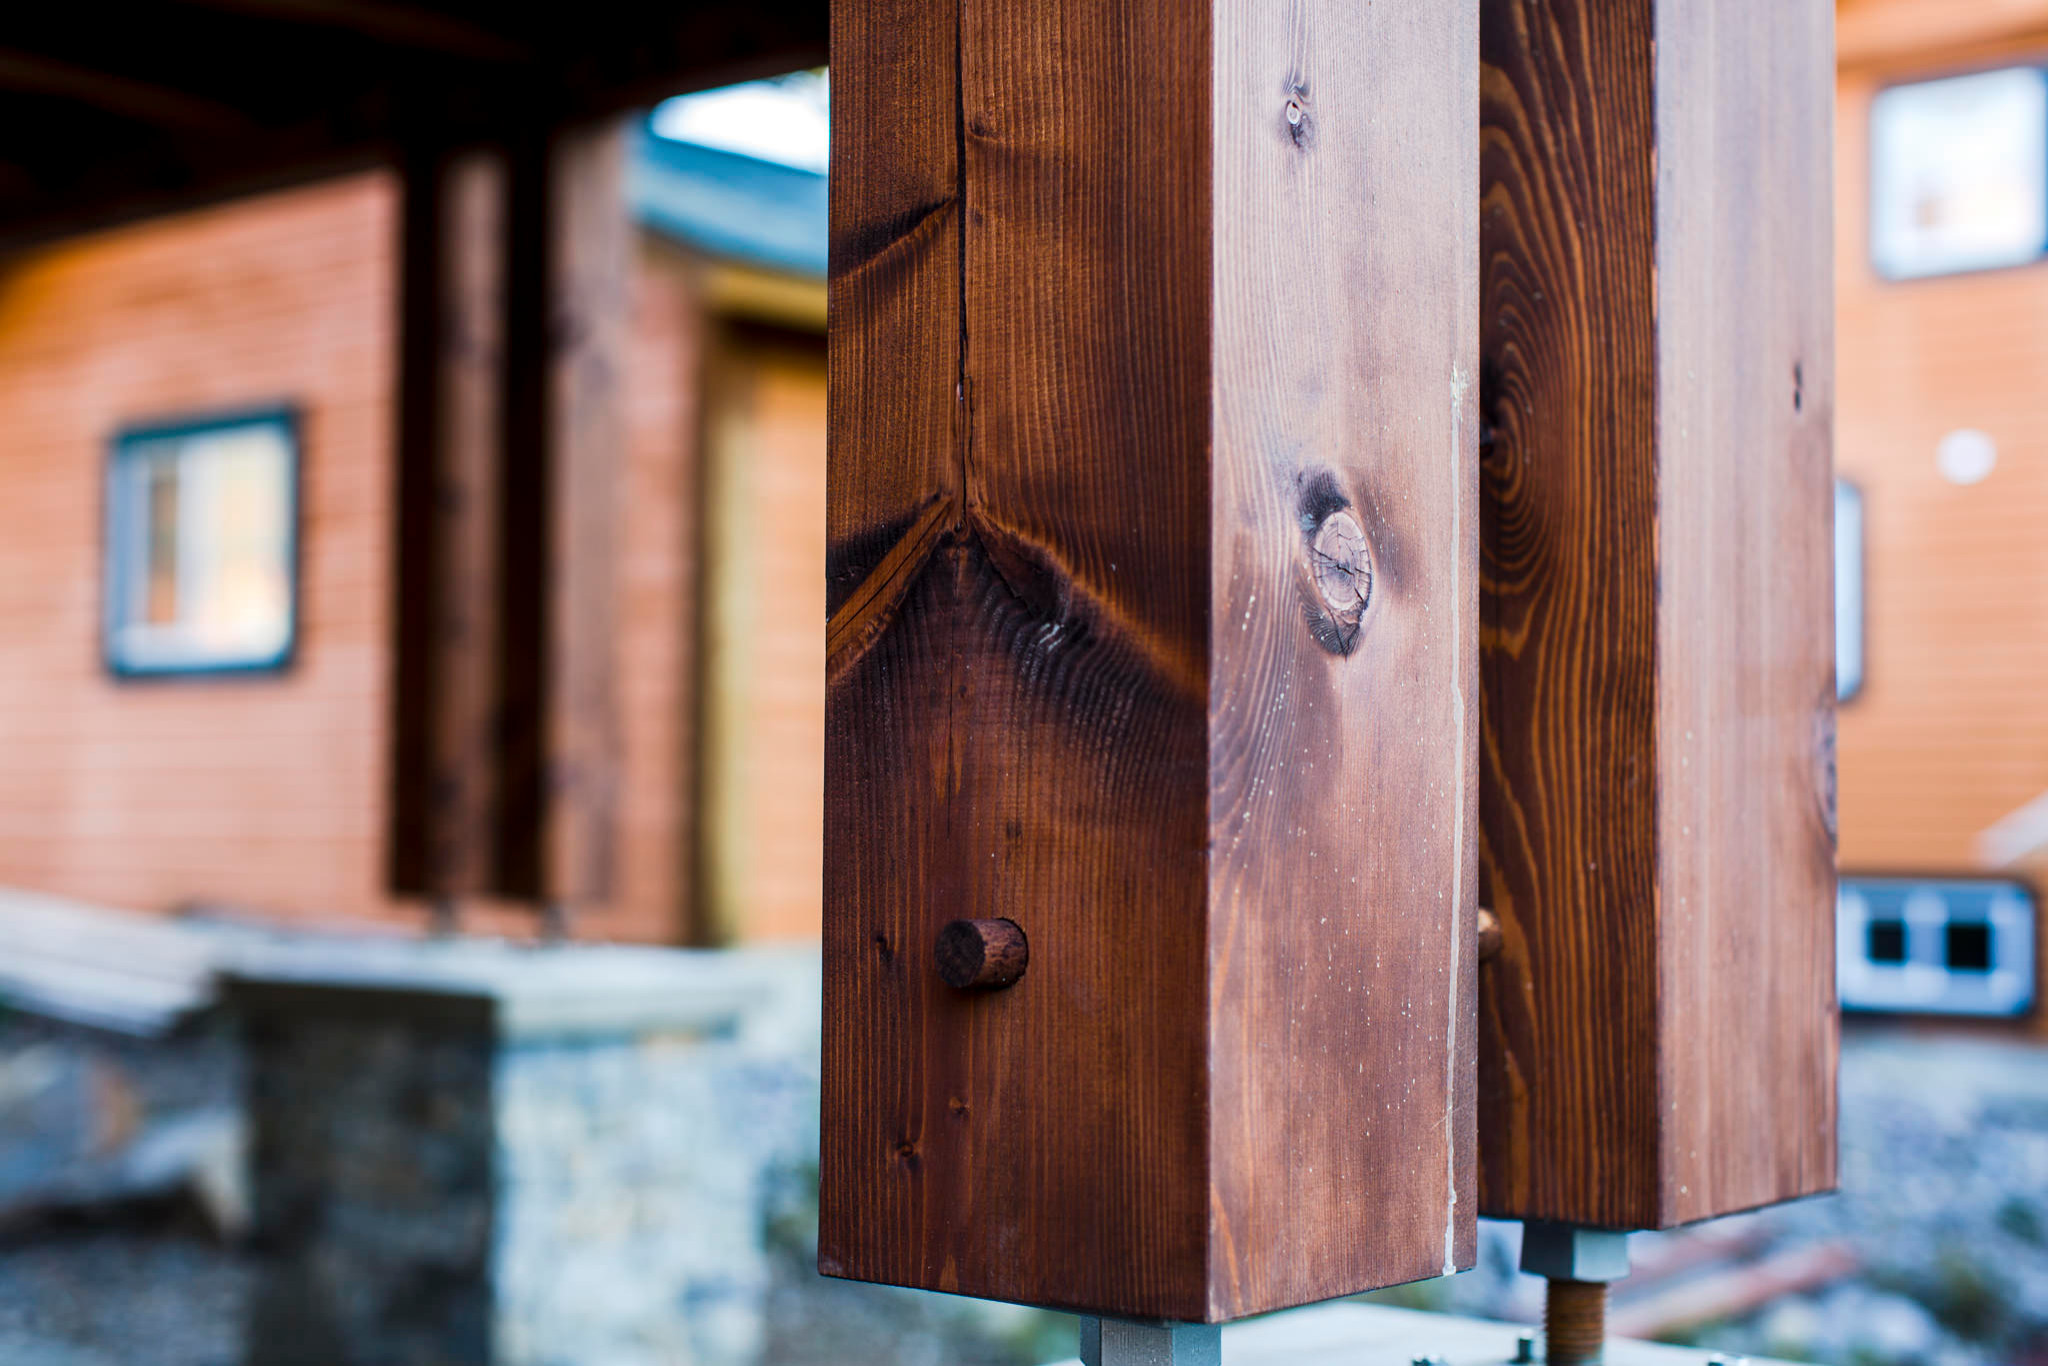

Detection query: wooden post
xmin=390 ymin=119 xmax=628 ymax=918
xmin=391 ymin=145 xmax=506 ymax=904
xmin=497 ymin=117 xmax=629 ymax=915
xmin=824 ymin=0 xmax=1478 ymax=1323
xmin=544 ymin=120 xmax=629 ymax=913
xmin=1477 ymin=0 xmax=1838 ymax=1232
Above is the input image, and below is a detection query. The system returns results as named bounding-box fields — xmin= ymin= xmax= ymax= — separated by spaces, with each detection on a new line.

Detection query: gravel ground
xmin=2 ymin=1015 xmax=2044 ymax=1365
xmin=0 ymin=1211 xmax=252 ymax=1366
xmin=0 ymin=1010 xmax=247 ymax=1366
xmin=1372 ymin=1023 xmax=2048 ymax=1366
xmin=1689 ymin=1025 xmax=2048 ymax=1365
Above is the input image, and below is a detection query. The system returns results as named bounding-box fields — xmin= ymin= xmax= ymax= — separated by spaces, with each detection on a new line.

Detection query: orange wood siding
xmin=615 ymin=238 xmax=707 ymax=942
xmin=696 ymin=323 xmax=825 ymax=943
xmin=1834 ymin=38 xmax=2048 ymax=890
xmin=0 ymin=174 xmax=702 ymax=943
xmin=1839 ymin=0 xmax=2048 ymax=69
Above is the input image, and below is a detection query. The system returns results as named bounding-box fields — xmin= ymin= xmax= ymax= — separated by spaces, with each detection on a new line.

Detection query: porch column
xmin=390 ymin=119 xmax=629 ymax=922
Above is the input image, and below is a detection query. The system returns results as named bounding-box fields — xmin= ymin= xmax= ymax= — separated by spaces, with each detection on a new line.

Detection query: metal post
xmin=1520 ymin=1221 xmax=1631 ymax=1365
xmin=1080 ymin=1317 xmax=1223 ymax=1366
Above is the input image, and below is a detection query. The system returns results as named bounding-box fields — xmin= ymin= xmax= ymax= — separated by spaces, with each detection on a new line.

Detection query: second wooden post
xmin=1479 ymin=0 xmax=1838 ymax=1357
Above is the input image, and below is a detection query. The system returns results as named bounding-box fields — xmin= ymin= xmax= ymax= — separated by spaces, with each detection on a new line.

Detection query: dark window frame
xmin=101 ymin=404 xmax=304 ymax=681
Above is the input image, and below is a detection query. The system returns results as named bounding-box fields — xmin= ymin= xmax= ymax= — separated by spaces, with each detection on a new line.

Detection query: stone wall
xmin=234 ymin=942 xmax=821 ymax=1366
xmin=492 ymin=1029 xmax=814 ymax=1365
xmin=7 ymin=938 xmax=1066 ymax=1366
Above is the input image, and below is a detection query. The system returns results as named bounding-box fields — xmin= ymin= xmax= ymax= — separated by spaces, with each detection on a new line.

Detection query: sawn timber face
xmin=1477 ymin=0 xmax=1839 ymax=1231
xmin=824 ymin=0 xmax=1479 ymax=1320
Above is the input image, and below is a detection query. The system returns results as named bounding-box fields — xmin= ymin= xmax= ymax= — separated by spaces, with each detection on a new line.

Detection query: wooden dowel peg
xmin=1477 ymin=906 xmax=1503 ymax=962
xmin=935 ymin=918 xmax=1029 ymax=991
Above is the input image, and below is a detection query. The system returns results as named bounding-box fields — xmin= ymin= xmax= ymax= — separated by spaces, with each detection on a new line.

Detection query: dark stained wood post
xmin=497 ymin=116 xmax=630 ymax=916
xmin=391 ymin=145 xmax=507 ymax=905
xmin=541 ymin=119 xmax=629 ymax=914
xmin=1477 ymin=0 xmax=1838 ymax=1254
xmin=824 ymin=0 xmax=1479 ymax=1324
xmin=391 ymin=118 xmax=629 ymax=921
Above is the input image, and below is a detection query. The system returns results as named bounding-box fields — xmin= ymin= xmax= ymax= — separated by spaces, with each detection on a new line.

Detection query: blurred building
xmin=6 ymin=7 xmax=2048 ymax=1015
xmin=0 ymin=110 xmax=828 ymax=946
xmin=1834 ymin=0 xmax=2048 ymax=1028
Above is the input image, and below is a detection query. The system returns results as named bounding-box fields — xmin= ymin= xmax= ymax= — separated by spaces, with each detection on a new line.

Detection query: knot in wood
xmin=1283 ymin=92 xmax=1313 ymax=147
xmin=934 ymin=918 xmax=1029 ymax=991
xmin=1311 ymin=511 xmax=1370 ymax=614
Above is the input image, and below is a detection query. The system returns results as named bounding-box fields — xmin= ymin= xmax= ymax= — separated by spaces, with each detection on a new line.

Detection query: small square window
xmin=1946 ymin=921 xmax=1994 ymax=973
xmin=1867 ymin=918 xmax=1908 ymax=964
xmin=103 ymin=409 xmax=299 ymax=676
xmin=1871 ymin=66 xmax=2048 ymax=280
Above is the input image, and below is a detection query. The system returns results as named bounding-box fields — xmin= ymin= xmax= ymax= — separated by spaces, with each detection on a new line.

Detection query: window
xmin=1945 ymin=921 xmax=1995 ymax=973
xmin=1867 ymin=918 xmax=1907 ymax=964
xmin=1835 ymin=479 xmax=1864 ymax=702
xmin=1870 ymin=66 xmax=2048 ymax=279
xmin=1838 ymin=877 xmax=2037 ymax=1018
xmin=103 ymin=409 xmax=299 ymax=676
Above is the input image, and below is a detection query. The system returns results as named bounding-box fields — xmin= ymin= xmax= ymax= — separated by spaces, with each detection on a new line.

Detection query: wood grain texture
xmin=933 ymin=918 xmax=1028 ymax=992
xmin=1477 ymin=0 xmax=1838 ymax=1231
xmin=1207 ymin=0 xmax=1479 ymax=1313
xmin=822 ymin=0 xmax=1476 ymax=1321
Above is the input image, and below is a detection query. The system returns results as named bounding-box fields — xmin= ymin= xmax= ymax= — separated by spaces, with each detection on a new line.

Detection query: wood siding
xmin=0 ymin=174 xmax=704 ymax=943
xmin=696 ymin=321 xmax=827 ymax=945
xmin=1835 ymin=34 xmax=2048 ymax=873
xmin=1832 ymin=4 xmax=2048 ymax=1029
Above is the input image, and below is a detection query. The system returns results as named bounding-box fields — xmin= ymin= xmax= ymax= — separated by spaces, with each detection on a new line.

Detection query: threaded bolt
xmin=1545 ymin=1278 xmax=1608 ymax=1365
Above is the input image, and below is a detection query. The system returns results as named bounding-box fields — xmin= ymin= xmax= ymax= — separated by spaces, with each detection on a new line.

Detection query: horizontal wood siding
xmin=0 ymin=174 xmax=701 ymax=942
xmin=1832 ymin=14 xmax=2048 ymax=1030
xmin=696 ymin=322 xmax=826 ymax=945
